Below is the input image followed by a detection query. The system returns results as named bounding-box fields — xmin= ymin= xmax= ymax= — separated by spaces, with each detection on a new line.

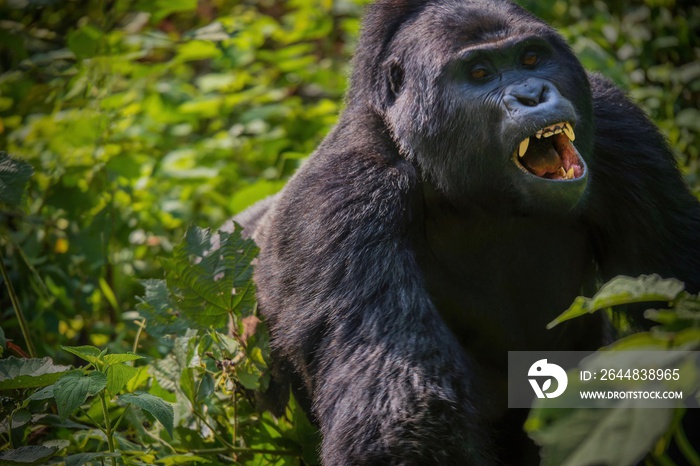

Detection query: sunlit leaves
xmin=53 ymin=371 xmax=107 ymax=420
xmin=150 ymin=225 xmax=258 ymax=331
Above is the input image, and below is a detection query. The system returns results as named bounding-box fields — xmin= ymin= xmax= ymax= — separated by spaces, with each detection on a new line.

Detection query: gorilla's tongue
xmin=520 ymin=133 xmax=583 ymax=180
xmin=522 ymin=143 xmax=562 ymax=177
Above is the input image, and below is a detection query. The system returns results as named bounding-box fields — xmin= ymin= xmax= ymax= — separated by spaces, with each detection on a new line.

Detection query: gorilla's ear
xmin=386 ymin=58 xmax=405 ymax=104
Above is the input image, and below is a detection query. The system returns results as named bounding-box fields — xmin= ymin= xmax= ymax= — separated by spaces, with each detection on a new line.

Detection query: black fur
xmin=234 ymin=0 xmax=700 ymax=464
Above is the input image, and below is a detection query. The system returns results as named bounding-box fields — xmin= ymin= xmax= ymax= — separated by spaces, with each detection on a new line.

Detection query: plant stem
xmin=675 ymin=423 xmax=700 ymax=465
xmin=192 ymin=409 xmax=233 ymax=448
xmin=112 ymin=405 xmax=130 ymax=432
xmin=100 ymin=393 xmax=117 ymax=466
xmin=132 ymin=319 xmax=146 ymax=356
xmin=0 ymin=251 xmax=36 ymax=357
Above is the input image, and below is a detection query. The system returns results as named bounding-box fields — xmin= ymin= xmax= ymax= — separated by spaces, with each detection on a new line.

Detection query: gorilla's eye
xmin=470 ymin=67 xmax=490 ymax=80
xmin=522 ymin=51 xmax=539 ymax=67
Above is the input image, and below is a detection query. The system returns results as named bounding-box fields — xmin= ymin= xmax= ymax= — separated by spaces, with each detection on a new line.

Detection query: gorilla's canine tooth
xmin=557 ymin=167 xmax=566 ymax=177
xmin=566 ymin=167 xmax=574 ymax=179
xmin=518 ymin=138 xmax=529 ymax=157
xmin=564 ymin=123 xmax=575 ymax=141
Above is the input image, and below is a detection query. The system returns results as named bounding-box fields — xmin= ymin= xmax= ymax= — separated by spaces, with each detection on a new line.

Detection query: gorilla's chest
xmin=415 ymin=211 xmax=599 ymax=358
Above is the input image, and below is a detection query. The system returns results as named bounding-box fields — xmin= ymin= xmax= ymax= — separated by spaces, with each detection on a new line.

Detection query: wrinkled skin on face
xmin=376 ymin=1 xmax=594 ymax=214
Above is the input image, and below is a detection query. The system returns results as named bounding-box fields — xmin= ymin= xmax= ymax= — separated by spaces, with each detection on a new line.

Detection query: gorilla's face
xmin=382 ymin=1 xmax=594 ymax=214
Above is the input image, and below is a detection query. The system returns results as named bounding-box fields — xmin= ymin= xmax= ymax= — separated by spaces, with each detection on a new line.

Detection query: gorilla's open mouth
xmin=512 ymin=122 xmax=584 ymax=181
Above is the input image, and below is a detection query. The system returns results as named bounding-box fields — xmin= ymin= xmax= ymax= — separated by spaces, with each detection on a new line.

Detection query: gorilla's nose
xmin=503 ymin=78 xmax=565 ymax=115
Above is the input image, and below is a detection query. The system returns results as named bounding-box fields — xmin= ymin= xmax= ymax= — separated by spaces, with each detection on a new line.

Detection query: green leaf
xmin=196 ymin=372 xmax=215 ymax=403
xmin=548 ymin=275 xmax=685 ymax=328
xmin=179 ymin=367 xmax=196 ymax=404
xmin=527 ymin=406 xmax=674 ymax=466
xmin=106 ymin=363 xmax=139 ymax=396
xmin=0 ymin=357 xmax=71 ymax=390
xmin=162 ymin=225 xmax=258 ymax=330
xmin=60 ymin=345 xmax=102 ymax=366
xmin=174 ymin=41 xmax=222 ymax=62
xmin=25 ymin=385 xmax=55 ymax=402
xmin=0 ymin=446 xmax=58 ymax=466
xmin=235 ymin=359 xmax=264 ymax=390
xmin=136 ymin=279 xmax=189 ymax=338
xmin=126 ymin=365 xmax=150 ymax=392
xmin=230 ymin=180 xmax=286 ymax=212
xmin=103 ymin=352 xmax=143 ymax=366
xmin=119 ymin=391 xmax=174 ymax=437
xmin=66 ymin=24 xmax=103 ymax=59
xmin=0 ymin=152 xmax=33 ymax=207
xmin=64 ymin=452 xmax=120 ymax=466
xmin=54 ymin=371 xmax=107 ymax=420
xmin=135 ymin=0 xmax=197 ymax=22
xmin=287 ymin=393 xmax=322 ymax=465
xmin=155 ymin=454 xmax=211 ymax=465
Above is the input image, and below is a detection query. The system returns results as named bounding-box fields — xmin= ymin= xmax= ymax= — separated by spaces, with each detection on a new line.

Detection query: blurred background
xmin=0 ymin=1 xmax=698 ymax=463
xmin=0 ymin=0 xmax=698 ymax=403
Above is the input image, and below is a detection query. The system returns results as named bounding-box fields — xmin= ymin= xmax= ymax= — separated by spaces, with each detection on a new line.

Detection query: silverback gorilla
xmin=233 ymin=0 xmax=700 ymax=464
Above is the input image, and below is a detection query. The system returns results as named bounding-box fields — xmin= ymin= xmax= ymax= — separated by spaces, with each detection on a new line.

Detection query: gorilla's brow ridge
xmin=453 ymin=35 xmax=550 ymax=59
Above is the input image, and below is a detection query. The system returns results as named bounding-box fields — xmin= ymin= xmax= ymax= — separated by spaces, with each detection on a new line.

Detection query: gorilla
xmin=234 ymin=0 xmax=700 ymax=464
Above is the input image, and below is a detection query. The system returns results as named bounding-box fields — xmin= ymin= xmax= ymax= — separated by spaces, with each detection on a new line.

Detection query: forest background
xmin=0 ymin=0 xmax=699 ymax=465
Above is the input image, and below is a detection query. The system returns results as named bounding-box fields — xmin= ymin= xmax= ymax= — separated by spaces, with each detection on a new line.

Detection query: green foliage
xmin=0 ymin=357 xmax=70 ymax=390
xmin=161 ymin=226 xmax=258 ymax=330
xmin=547 ymin=274 xmax=686 ymax=328
xmin=528 ymin=275 xmax=700 ymax=465
xmin=0 ymin=0 xmax=698 ymax=464
xmin=0 ymin=153 xmax=33 ymax=207
xmin=0 ymin=227 xmax=317 ymax=464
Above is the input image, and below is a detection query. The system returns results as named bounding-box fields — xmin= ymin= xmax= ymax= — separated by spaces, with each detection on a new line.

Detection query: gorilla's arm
xmin=584 ymin=73 xmax=700 ymax=293
xmin=254 ymin=127 xmax=494 ymax=465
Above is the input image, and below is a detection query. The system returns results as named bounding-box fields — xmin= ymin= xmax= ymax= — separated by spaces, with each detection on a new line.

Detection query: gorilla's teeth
xmin=535 ymin=122 xmax=573 ymax=140
xmin=557 ymin=167 xmax=566 ymax=177
xmin=518 ymin=138 xmax=529 ymax=157
xmin=566 ymin=167 xmax=574 ymax=179
xmin=563 ymin=123 xmax=575 ymax=141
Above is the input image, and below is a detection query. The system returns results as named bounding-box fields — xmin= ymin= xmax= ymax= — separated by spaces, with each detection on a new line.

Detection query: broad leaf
xmin=548 ymin=275 xmax=685 ymax=328
xmin=25 ymin=385 xmax=55 ymax=402
xmin=60 ymin=345 xmax=102 ymax=366
xmin=119 ymin=391 xmax=174 ymax=437
xmin=64 ymin=452 xmax=120 ymax=466
xmin=103 ymin=352 xmax=143 ymax=366
xmin=106 ymin=363 xmax=139 ymax=395
xmin=155 ymin=454 xmax=211 ymax=465
xmin=0 ymin=152 xmax=33 ymax=207
xmin=0 ymin=445 xmax=58 ymax=465
xmin=0 ymin=357 xmax=70 ymax=390
xmin=136 ymin=279 xmax=189 ymax=338
xmin=528 ymin=405 xmax=674 ymax=466
xmin=135 ymin=0 xmax=197 ymax=23
xmin=161 ymin=225 xmax=258 ymax=330
xmin=54 ymin=371 xmax=107 ymax=420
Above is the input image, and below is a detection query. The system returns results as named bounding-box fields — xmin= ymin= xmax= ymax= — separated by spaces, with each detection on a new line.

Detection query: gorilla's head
xmin=347 ymin=0 xmax=594 ymax=214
